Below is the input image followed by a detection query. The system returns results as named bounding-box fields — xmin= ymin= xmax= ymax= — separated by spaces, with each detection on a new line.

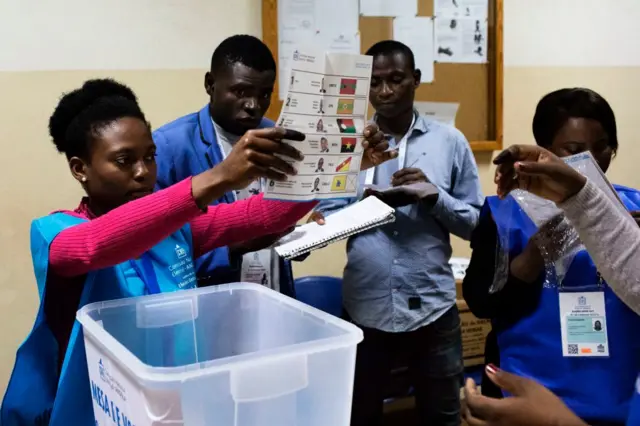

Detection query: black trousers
xmin=348 ymin=305 xmax=464 ymax=426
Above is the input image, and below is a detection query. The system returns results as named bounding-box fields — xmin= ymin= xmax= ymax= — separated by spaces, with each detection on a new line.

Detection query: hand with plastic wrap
xmin=493 ymin=144 xmax=586 ymax=203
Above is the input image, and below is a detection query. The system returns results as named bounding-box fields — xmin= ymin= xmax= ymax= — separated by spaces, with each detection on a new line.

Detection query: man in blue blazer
xmin=153 ymin=35 xmax=300 ymax=295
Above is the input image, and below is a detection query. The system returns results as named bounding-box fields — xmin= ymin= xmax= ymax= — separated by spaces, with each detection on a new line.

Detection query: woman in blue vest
xmin=0 ymin=79 xmax=388 ymax=426
xmin=463 ymin=88 xmax=640 ymax=425
xmin=464 ymin=144 xmax=640 ymax=426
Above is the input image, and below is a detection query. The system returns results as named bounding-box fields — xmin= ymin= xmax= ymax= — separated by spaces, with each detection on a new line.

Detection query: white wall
xmin=505 ymin=0 xmax=640 ymax=67
xmin=0 ymin=0 xmax=262 ymax=71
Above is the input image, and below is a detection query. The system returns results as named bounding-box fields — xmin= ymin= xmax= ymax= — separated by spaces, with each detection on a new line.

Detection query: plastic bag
xmin=489 ymin=189 xmax=584 ymax=293
xmin=489 ymin=151 xmax=632 ymax=293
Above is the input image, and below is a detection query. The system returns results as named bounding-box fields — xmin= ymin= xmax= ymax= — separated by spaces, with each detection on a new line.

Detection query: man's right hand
xmin=217 ymin=128 xmax=306 ymax=190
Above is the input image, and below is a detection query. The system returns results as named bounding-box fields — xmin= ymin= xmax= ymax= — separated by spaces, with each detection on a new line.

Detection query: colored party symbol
xmin=339 ymin=78 xmax=357 ymax=95
xmin=335 ymin=156 xmax=352 ymax=172
xmin=337 ymin=119 xmax=356 ymax=134
xmin=340 ymin=137 xmax=357 ymax=153
xmin=331 ymin=175 xmax=347 ymax=191
xmin=337 ymin=98 xmax=354 ymax=115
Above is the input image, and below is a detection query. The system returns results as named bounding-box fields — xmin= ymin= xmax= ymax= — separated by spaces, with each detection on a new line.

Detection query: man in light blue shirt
xmin=313 ymin=41 xmax=484 ymax=426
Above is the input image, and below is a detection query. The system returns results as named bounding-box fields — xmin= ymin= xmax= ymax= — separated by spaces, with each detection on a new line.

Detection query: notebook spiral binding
xmin=280 ymin=214 xmax=395 ymax=260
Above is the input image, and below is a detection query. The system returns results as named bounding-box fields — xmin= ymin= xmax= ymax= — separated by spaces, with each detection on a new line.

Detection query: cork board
xmin=262 ymin=0 xmax=503 ymax=152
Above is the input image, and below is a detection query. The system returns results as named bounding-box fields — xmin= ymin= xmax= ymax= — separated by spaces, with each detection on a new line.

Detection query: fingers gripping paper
xmin=490 ymin=152 xmax=631 ymax=293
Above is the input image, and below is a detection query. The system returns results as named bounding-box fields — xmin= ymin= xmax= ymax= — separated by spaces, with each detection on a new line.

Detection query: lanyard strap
xmin=130 ymin=253 xmax=161 ymax=295
xmin=365 ymin=112 xmax=417 ymax=186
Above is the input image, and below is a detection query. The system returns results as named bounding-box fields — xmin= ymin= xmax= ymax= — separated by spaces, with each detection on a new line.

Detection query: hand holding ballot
xmin=215 ymin=127 xmax=306 ymax=190
xmin=264 ymin=49 xmax=382 ymax=201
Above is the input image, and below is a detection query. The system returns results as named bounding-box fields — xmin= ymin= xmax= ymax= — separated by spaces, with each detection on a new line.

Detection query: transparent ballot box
xmin=77 ymin=283 xmax=363 ymax=426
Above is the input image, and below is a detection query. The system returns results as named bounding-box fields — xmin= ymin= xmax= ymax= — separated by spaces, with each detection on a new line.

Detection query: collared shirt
xmin=211 ymin=118 xmax=280 ymax=289
xmin=315 ymin=113 xmax=484 ymax=332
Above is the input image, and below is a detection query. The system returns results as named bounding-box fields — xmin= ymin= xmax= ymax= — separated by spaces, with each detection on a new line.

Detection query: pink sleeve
xmin=49 ymin=178 xmax=202 ymax=277
xmin=191 ymin=194 xmax=317 ymax=258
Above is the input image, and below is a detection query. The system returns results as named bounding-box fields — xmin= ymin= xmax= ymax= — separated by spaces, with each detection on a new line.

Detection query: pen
xmin=407 ymin=152 xmax=426 ymax=168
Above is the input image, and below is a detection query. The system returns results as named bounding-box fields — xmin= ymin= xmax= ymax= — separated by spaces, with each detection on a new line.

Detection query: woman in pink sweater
xmin=1 ymin=79 xmax=388 ymax=426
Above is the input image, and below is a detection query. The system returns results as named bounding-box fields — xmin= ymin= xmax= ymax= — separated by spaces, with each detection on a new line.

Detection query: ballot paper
xmin=434 ymin=0 xmax=488 ymax=19
xmin=264 ymin=48 xmax=373 ymax=201
xmin=434 ymin=16 xmax=488 ymax=63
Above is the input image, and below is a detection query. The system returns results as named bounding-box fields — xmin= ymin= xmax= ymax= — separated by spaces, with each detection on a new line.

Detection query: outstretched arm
xmin=48 ymin=127 xmax=308 ymax=278
xmin=49 ymin=178 xmax=205 ymax=277
xmin=191 ymin=195 xmax=316 ymax=258
xmin=560 ymin=181 xmax=640 ymax=315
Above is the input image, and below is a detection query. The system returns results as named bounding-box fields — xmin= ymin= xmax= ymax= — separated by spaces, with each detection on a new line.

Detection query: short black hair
xmin=365 ymin=40 xmax=416 ymax=70
xmin=532 ymin=88 xmax=618 ymax=154
xmin=210 ymin=35 xmax=276 ymax=75
xmin=49 ymin=79 xmax=148 ymax=160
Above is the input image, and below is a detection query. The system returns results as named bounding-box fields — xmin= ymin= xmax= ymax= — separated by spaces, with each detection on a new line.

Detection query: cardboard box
xmin=456 ymin=298 xmax=491 ymax=367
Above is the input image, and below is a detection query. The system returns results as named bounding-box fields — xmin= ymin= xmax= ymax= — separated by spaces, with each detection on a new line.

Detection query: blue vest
xmin=487 ymin=184 xmax=640 ymax=424
xmin=1 ymin=213 xmax=196 ymax=426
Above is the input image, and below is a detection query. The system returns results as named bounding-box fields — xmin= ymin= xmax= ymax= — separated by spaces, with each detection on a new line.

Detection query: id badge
xmin=241 ymin=249 xmax=273 ymax=289
xmin=559 ymin=291 xmax=609 ymax=357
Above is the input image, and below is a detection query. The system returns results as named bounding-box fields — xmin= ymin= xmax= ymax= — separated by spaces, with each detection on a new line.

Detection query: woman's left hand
xmin=361 ymin=123 xmax=397 ymax=170
xmin=464 ymin=365 xmax=588 ymax=426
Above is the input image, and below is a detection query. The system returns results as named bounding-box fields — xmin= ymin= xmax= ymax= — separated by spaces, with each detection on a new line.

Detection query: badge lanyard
xmin=129 ymin=253 xmax=161 ymax=295
xmin=558 ymin=269 xmax=609 ymax=358
xmin=365 ymin=112 xmax=417 ymax=186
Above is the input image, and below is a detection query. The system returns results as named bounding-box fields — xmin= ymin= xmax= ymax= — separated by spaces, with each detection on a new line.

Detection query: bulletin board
xmin=262 ymin=0 xmax=503 ymax=152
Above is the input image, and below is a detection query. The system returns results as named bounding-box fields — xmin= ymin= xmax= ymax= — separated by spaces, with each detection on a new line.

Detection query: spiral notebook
xmin=275 ymin=196 xmax=396 ymax=259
